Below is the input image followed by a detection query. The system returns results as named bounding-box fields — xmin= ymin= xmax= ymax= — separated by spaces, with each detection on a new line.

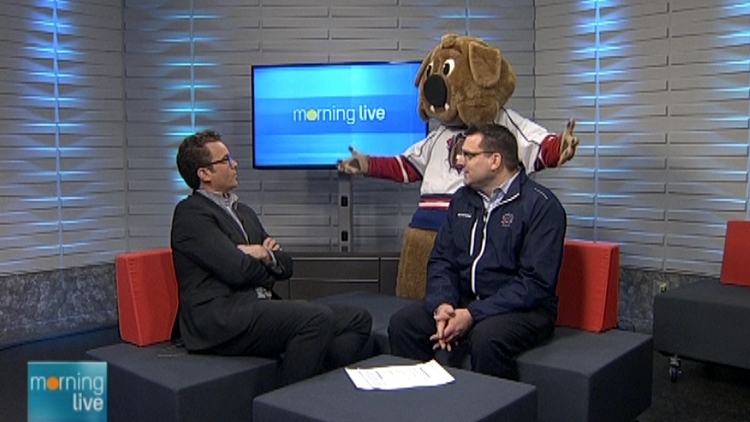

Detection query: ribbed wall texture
xmin=0 ymin=0 xmax=127 ymax=275
xmin=534 ymin=0 xmax=750 ymax=275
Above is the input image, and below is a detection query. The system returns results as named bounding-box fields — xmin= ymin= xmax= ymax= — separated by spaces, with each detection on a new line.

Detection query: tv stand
xmin=278 ymin=248 xmax=400 ymax=300
xmin=338 ymin=172 xmax=352 ymax=252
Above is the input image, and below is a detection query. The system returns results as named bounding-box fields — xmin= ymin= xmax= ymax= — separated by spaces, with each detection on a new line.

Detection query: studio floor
xmin=1 ymin=326 xmax=748 ymax=422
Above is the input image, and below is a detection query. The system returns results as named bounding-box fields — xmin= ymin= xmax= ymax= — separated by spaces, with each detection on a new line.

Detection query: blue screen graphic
xmin=252 ymin=62 xmax=426 ymax=168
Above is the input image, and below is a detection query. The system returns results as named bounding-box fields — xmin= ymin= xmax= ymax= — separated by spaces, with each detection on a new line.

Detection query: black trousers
xmin=388 ymin=302 xmax=555 ymax=380
xmin=205 ymin=300 xmax=372 ymax=386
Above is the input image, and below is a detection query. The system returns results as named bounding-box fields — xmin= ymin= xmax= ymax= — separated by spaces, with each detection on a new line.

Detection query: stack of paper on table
xmin=345 ymin=359 xmax=455 ymax=390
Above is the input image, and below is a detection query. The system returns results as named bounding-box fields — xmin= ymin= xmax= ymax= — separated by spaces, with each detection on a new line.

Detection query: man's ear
xmin=197 ymin=167 xmax=211 ymax=184
xmin=491 ymin=152 xmax=504 ymax=172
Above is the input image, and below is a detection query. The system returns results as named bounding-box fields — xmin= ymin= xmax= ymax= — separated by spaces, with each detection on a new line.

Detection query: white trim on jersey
xmin=396 ymin=156 xmax=410 ymax=183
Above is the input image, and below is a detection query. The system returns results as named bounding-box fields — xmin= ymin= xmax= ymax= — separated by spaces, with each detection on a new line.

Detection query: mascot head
xmin=415 ymin=33 xmax=516 ymax=126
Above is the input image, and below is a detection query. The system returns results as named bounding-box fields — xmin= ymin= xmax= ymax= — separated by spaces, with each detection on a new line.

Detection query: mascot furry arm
xmin=338 ymin=34 xmax=578 ymax=232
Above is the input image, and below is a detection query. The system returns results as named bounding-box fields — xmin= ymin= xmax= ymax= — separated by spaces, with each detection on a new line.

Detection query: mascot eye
xmin=442 ymin=59 xmax=456 ymax=76
xmin=426 ymin=63 xmax=433 ymax=74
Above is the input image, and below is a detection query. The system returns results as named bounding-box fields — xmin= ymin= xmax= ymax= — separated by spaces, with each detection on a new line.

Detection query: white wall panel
xmin=535 ymin=0 xmax=750 ymax=275
xmin=3 ymin=0 xmax=747 ymax=278
xmin=0 ymin=1 xmax=127 ymax=275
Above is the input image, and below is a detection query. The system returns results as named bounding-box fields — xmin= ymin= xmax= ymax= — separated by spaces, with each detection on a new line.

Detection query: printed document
xmin=345 ymin=360 xmax=455 ymax=390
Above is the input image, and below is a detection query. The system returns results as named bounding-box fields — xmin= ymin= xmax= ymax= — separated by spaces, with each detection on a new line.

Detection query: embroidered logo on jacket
xmin=457 ymin=212 xmax=472 ymax=219
xmin=500 ymin=213 xmax=514 ymax=227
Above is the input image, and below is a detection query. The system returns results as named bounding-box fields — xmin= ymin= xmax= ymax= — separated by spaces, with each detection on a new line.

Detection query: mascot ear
xmin=414 ymin=49 xmax=433 ymax=87
xmin=468 ymin=41 xmax=502 ymax=88
xmin=415 ymin=49 xmax=433 ymax=121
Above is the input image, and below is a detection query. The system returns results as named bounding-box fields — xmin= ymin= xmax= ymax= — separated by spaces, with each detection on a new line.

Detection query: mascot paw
xmin=536 ymin=118 xmax=579 ymax=170
xmin=336 ymin=145 xmax=369 ymax=175
xmin=558 ymin=119 xmax=578 ymax=166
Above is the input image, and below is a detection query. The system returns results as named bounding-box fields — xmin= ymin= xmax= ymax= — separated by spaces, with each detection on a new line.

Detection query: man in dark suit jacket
xmin=171 ymin=130 xmax=372 ymax=386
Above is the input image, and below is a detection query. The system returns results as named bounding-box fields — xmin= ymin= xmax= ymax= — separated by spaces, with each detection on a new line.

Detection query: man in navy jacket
xmin=389 ymin=123 xmax=566 ymax=379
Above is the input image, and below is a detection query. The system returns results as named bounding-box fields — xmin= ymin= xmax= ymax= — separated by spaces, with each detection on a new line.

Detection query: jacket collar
xmin=463 ymin=165 xmax=528 ymax=210
xmin=504 ymin=165 xmax=526 ymax=199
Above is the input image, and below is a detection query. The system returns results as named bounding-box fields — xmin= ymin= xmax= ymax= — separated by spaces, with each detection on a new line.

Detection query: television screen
xmin=251 ymin=61 xmax=427 ymax=169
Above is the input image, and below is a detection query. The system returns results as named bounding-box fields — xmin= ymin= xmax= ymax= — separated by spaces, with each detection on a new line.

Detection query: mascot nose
xmin=423 ymin=74 xmax=448 ymax=107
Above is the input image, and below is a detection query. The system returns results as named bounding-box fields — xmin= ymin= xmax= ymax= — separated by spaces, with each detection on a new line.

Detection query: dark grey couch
xmin=317 ymin=290 xmax=653 ymax=422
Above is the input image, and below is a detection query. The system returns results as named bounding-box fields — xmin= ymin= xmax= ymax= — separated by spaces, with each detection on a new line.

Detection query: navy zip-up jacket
xmin=424 ymin=169 xmax=567 ymax=323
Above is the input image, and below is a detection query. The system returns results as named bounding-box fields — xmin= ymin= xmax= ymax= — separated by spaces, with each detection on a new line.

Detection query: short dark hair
xmin=176 ymin=130 xmax=222 ymax=190
xmin=465 ymin=123 xmax=519 ymax=171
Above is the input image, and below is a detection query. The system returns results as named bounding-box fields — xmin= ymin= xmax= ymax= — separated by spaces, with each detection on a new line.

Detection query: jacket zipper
xmin=468 ymin=192 xmax=519 ymax=299
xmin=471 ymin=209 xmax=491 ymax=298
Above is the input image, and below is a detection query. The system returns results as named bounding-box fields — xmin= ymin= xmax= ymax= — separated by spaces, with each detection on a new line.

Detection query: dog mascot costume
xmin=338 ymin=33 xmax=578 ymax=299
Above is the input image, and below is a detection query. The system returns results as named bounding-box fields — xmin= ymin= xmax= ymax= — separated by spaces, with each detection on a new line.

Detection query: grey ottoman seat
xmin=253 ymin=354 xmax=538 ymax=422
xmin=517 ymin=327 xmax=653 ymax=422
xmin=87 ymin=342 xmax=279 ymax=422
xmin=654 ymin=279 xmax=750 ymax=370
xmin=315 ymin=290 xmax=417 ymax=354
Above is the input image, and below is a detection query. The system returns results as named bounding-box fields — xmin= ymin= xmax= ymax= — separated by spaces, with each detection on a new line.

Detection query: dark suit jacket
xmin=170 ymin=192 xmax=293 ymax=351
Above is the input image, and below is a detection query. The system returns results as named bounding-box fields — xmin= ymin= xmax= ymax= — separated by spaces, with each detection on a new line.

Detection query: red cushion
xmin=116 ymin=248 xmax=178 ymax=346
xmin=556 ymin=239 xmax=619 ymax=333
xmin=720 ymin=220 xmax=750 ymax=287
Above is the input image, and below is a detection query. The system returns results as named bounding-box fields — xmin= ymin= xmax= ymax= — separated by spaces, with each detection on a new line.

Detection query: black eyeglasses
xmin=203 ymin=154 xmax=233 ymax=167
xmin=460 ymin=149 xmax=495 ymax=160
